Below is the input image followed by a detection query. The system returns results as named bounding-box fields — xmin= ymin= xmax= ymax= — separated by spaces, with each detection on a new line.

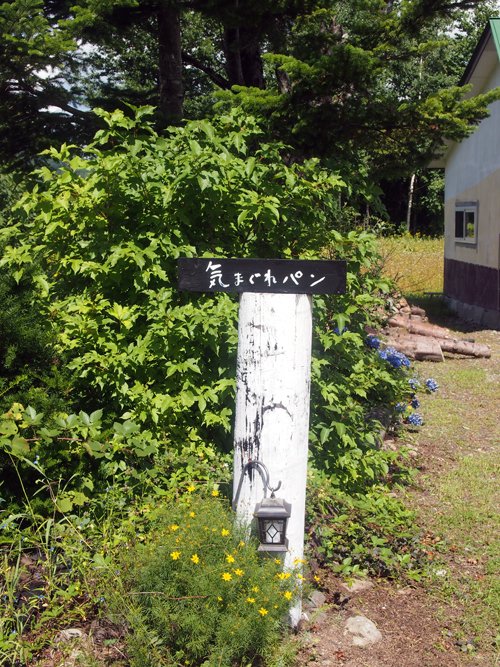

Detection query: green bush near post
xmin=105 ymin=496 xmax=300 ymax=667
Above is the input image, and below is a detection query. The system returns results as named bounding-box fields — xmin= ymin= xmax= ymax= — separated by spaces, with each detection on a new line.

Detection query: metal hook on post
xmin=232 ymin=459 xmax=282 ymax=510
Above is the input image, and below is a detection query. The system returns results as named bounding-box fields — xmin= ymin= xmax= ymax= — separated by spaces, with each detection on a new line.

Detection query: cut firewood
xmin=381 ymin=299 xmax=491 ymax=361
xmin=439 ymin=339 xmax=491 ymax=358
xmin=386 ymin=332 xmax=491 ymax=359
xmin=385 ymin=336 xmax=445 ymax=362
xmin=387 ymin=315 xmax=451 ymax=339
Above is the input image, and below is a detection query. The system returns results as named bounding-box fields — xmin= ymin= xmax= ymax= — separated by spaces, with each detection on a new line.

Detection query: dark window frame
xmin=454 ymin=201 xmax=478 ymax=244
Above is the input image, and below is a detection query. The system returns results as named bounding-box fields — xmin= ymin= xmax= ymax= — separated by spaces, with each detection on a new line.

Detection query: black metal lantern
xmin=232 ymin=459 xmax=292 ymax=554
xmin=254 ymin=494 xmax=291 ymax=553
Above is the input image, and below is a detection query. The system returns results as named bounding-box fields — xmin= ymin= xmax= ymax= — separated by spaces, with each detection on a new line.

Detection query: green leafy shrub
xmin=0 ymin=273 xmax=72 ymax=416
xmin=0 ymin=404 xmax=230 ymax=517
xmin=108 ymin=495 xmax=299 ymax=667
xmin=0 ymin=107 xmax=345 ymax=442
xmin=0 ymin=107 xmax=411 ymax=495
xmin=305 ymin=468 xmax=424 ymax=580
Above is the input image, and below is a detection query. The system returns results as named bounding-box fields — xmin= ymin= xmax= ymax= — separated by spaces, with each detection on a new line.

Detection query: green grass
xmin=377 ymin=234 xmax=444 ymax=294
xmin=414 ymin=350 xmax=500 ymax=661
xmin=431 ymin=454 xmax=500 ymax=656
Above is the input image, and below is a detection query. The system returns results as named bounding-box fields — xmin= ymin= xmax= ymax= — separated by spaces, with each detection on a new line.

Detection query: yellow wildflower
xmin=189 ymin=511 xmax=196 ymax=518
xmin=277 ymin=572 xmax=291 ymax=580
xmin=170 ymin=551 xmax=181 ymax=560
xmin=251 ymin=586 xmax=259 ymax=593
xmin=226 ymin=554 xmax=235 ymax=564
xmin=234 ymin=568 xmax=244 ymax=577
xmin=187 ymin=484 xmax=196 ymax=493
xmin=274 ymin=558 xmax=281 ymax=565
xmin=217 ymin=596 xmax=223 ymax=602
xmin=222 ymin=572 xmax=232 ymax=581
xmin=246 ymin=597 xmax=255 ymax=604
xmin=211 ymin=489 xmax=219 ymax=497
xmin=191 ymin=554 xmax=200 ymax=564
xmin=293 ymin=557 xmax=306 ymax=565
xmin=258 ymin=607 xmax=268 ymax=616
xmin=284 ymin=591 xmax=293 ymax=600
xmin=239 ymin=541 xmax=245 ymax=547
xmin=297 ymin=573 xmax=304 ymax=580
xmin=170 ymin=524 xmax=179 ymax=532
xmin=221 ymin=528 xmax=230 ymax=537
xmin=313 ymin=575 xmax=321 ymax=582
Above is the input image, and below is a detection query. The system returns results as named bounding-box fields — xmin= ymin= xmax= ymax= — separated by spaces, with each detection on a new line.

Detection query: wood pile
xmin=381 ymin=298 xmax=491 ymax=362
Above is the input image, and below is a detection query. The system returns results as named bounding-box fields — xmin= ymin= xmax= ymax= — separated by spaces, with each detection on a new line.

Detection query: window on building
xmin=454 ymin=202 xmax=477 ymax=243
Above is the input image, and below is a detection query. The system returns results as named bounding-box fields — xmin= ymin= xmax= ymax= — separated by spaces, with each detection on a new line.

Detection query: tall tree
xmin=2 ymin=0 xmax=499 ymax=192
xmin=0 ymin=0 xmax=90 ymax=167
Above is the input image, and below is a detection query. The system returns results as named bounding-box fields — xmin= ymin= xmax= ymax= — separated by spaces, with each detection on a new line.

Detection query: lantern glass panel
xmin=263 ymin=519 xmax=285 ymax=544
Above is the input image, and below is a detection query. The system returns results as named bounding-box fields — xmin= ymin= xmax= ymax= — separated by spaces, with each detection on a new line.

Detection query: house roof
xmin=430 ymin=18 xmax=500 ymax=168
xmin=460 ymin=18 xmax=500 ymax=94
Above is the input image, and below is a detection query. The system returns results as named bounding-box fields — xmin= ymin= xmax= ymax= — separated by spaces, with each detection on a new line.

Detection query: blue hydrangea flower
xmin=379 ymin=346 xmax=411 ymax=369
xmin=366 ymin=335 xmax=381 ymax=349
xmin=406 ymin=412 xmax=424 ymax=426
xmin=395 ymin=402 xmax=407 ymax=413
xmin=411 ymin=397 xmax=420 ymax=409
xmin=333 ymin=325 xmax=348 ymax=335
xmin=425 ymin=378 xmax=439 ymax=392
xmin=408 ymin=378 xmax=420 ymax=390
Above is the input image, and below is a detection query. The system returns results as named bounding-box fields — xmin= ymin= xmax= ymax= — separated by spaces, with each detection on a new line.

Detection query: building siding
xmin=441 ymin=21 xmax=500 ymax=327
xmin=444 ymin=258 xmax=499 ymax=312
xmin=444 ymin=168 xmax=500 ymax=270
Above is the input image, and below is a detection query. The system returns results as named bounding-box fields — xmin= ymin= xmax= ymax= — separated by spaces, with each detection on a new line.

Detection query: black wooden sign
xmin=178 ymin=258 xmax=346 ymax=295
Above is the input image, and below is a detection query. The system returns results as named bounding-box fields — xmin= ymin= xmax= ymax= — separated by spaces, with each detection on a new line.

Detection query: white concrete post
xmin=232 ymin=292 xmax=313 ymax=626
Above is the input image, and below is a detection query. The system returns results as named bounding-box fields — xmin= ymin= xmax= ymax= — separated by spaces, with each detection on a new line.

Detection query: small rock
xmin=396 ymin=587 xmax=412 ymax=595
xmin=308 ymin=590 xmax=327 ymax=608
xmin=344 ymin=615 xmax=382 ymax=648
xmin=382 ymin=438 xmax=397 ymax=451
xmin=341 ymin=578 xmax=374 ymax=594
xmin=55 ymin=628 xmax=87 ymax=643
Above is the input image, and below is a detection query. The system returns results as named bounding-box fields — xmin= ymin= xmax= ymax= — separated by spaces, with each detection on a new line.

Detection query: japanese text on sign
xmin=178 ymin=258 xmax=347 ymax=295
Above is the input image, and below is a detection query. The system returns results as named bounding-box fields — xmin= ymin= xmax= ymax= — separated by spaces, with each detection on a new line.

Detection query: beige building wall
xmin=441 ymin=28 xmax=500 ymax=327
xmin=443 ymin=62 xmax=500 ymax=270
xmin=444 ymin=168 xmax=500 ymax=270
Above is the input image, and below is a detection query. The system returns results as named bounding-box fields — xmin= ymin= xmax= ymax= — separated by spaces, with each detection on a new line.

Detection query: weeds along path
xmin=295 ymin=319 xmax=499 ymax=667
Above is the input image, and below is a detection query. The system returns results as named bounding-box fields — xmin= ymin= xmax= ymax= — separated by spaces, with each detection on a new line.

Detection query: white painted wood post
xmin=232 ymin=292 xmax=313 ymax=626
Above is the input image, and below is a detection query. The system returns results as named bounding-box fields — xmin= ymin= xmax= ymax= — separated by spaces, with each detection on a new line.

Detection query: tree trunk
xmin=223 ymin=24 xmax=264 ymax=88
xmin=157 ymin=2 xmax=183 ymax=126
xmin=406 ymin=172 xmax=416 ymax=233
xmin=223 ymin=26 xmax=245 ymax=86
xmin=239 ymin=25 xmax=264 ymax=88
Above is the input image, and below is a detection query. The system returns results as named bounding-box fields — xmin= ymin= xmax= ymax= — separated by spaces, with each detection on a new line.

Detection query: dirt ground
xmin=294 ymin=319 xmax=499 ymax=667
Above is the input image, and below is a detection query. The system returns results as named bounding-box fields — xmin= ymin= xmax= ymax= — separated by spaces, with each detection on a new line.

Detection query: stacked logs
xmin=381 ymin=298 xmax=491 ymax=362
